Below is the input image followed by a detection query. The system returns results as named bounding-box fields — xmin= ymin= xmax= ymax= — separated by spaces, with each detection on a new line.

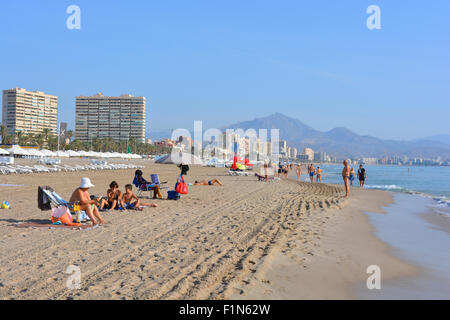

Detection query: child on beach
xmin=99 ymin=181 xmax=122 ymax=211
xmin=121 ymin=184 xmax=158 ymax=211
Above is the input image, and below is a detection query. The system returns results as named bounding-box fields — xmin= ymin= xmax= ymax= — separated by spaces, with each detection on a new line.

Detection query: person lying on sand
xmin=69 ymin=178 xmax=106 ymax=225
xmin=121 ymin=184 xmax=158 ymax=211
xmin=194 ymin=179 xmax=223 ymax=186
xmin=99 ymin=181 xmax=122 ymax=211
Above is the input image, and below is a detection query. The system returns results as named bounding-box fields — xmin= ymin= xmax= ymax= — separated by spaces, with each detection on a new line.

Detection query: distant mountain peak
xmin=222 ymin=113 xmax=450 ymax=159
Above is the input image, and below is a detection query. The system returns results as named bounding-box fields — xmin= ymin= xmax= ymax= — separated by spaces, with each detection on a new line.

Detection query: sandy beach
xmin=0 ymin=161 xmax=416 ymax=300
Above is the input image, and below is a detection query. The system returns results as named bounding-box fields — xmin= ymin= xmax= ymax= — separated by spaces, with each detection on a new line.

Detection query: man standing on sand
xmin=70 ymin=178 xmax=106 ymax=225
xmin=342 ymin=160 xmax=350 ymax=198
xmin=308 ymin=164 xmax=315 ymax=183
xmin=357 ymin=164 xmax=367 ymax=188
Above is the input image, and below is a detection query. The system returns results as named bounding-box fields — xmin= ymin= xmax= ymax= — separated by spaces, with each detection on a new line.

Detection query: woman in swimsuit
xmin=316 ymin=167 xmax=323 ymax=183
xmin=194 ymin=179 xmax=223 ymax=186
xmin=296 ymin=164 xmax=302 ymax=181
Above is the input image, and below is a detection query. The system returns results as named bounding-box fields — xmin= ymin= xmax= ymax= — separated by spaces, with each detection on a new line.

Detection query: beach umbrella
xmin=40 ymin=149 xmax=55 ymax=157
xmin=55 ymin=150 xmax=69 ymax=158
xmin=67 ymin=150 xmax=81 ymax=157
xmin=6 ymin=145 xmax=31 ymax=156
xmin=28 ymin=149 xmax=44 ymax=157
xmin=155 ymin=152 xmax=204 ymax=165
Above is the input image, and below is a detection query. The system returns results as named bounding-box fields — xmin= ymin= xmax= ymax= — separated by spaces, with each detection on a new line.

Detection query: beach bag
xmin=167 ymin=190 xmax=181 ymax=200
xmin=51 ymin=206 xmax=74 ymax=225
xmin=175 ymin=177 xmax=188 ymax=195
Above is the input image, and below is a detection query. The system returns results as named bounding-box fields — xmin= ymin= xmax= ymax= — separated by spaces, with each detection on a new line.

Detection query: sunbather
xmin=194 ymin=179 xmax=223 ymax=186
xmin=135 ymin=170 xmax=162 ymax=199
xmin=69 ymin=178 xmax=105 ymax=225
xmin=121 ymin=184 xmax=158 ymax=211
xmin=100 ymin=181 xmax=122 ymax=211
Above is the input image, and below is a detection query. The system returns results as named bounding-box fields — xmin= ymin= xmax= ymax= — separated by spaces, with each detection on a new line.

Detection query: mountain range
xmin=222 ymin=113 xmax=450 ymax=159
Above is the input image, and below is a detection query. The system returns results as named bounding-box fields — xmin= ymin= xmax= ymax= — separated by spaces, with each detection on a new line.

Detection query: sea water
xmin=305 ymin=165 xmax=450 ymax=298
xmin=316 ymin=164 xmax=450 ymax=217
xmin=354 ymin=193 xmax=450 ymax=299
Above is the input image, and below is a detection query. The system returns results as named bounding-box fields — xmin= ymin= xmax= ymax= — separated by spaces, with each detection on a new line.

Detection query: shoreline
xmin=232 ymin=186 xmax=419 ymax=299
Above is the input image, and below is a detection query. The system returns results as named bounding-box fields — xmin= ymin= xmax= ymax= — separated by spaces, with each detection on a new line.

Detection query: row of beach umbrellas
xmin=0 ymin=145 xmax=142 ymax=159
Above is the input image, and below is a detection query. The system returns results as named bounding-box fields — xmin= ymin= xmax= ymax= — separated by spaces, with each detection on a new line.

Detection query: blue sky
xmin=0 ymin=0 xmax=449 ymax=140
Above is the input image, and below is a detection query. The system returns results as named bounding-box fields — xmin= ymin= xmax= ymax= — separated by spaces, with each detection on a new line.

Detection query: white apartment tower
xmin=2 ymin=88 xmax=58 ymax=135
xmin=75 ymin=93 xmax=146 ymax=143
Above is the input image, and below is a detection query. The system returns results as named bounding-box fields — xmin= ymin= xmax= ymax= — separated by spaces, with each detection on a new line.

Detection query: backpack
xmin=167 ymin=190 xmax=180 ymax=200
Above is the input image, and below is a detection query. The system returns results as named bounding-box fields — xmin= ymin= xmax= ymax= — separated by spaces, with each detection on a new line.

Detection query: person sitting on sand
xmin=316 ymin=166 xmax=323 ymax=183
xmin=194 ymin=179 xmax=223 ymax=186
xmin=69 ymin=178 xmax=105 ymax=225
xmin=121 ymin=184 xmax=158 ymax=211
xmin=308 ymin=164 xmax=315 ymax=183
xmin=99 ymin=181 xmax=122 ymax=211
xmin=135 ymin=170 xmax=162 ymax=199
xmin=342 ymin=160 xmax=351 ymax=198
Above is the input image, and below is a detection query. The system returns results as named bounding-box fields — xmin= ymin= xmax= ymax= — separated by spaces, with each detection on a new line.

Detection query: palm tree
xmin=15 ymin=131 xmax=26 ymax=146
xmin=41 ymin=128 xmax=52 ymax=147
xmin=65 ymin=130 xmax=73 ymax=145
xmin=35 ymin=133 xmax=45 ymax=149
xmin=0 ymin=125 xmax=10 ymax=145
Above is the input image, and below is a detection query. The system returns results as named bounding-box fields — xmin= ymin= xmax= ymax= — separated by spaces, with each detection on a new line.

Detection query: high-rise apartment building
xmin=2 ymin=88 xmax=58 ymax=135
xmin=303 ymin=148 xmax=315 ymax=161
xmin=75 ymin=93 xmax=146 ymax=143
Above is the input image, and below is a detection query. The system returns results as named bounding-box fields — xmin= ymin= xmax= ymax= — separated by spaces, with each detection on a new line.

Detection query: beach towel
xmin=15 ymin=222 xmax=97 ymax=230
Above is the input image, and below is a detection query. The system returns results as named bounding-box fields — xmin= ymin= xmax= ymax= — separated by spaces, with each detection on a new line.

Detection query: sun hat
xmin=80 ymin=177 xmax=95 ymax=189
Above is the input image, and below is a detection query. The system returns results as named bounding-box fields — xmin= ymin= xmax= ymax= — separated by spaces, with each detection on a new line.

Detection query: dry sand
xmin=0 ymin=161 xmax=415 ymax=299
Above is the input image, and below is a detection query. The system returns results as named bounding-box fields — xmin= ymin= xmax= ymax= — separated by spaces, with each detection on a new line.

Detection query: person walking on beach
xmin=70 ymin=178 xmax=106 ymax=225
xmin=349 ymin=168 xmax=355 ymax=186
xmin=296 ymin=164 xmax=302 ymax=181
xmin=263 ymin=161 xmax=269 ymax=182
xmin=342 ymin=161 xmax=350 ymax=198
xmin=357 ymin=164 xmax=367 ymax=188
xmin=316 ymin=166 xmax=323 ymax=183
xmin=308 ymin=164 xmax=315 ymax=183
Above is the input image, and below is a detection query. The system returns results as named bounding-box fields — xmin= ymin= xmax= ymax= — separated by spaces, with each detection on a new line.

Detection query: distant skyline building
xmin=2 ymin=88 xmax=58 ymax=135
xmin=75 ymin=93 xmax=146 ymax=143
xmin=303 ymin=148 xmax=315 ymax=161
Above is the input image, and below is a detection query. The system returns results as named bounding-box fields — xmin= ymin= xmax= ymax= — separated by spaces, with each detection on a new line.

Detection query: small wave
xmin=365 ymin=184 xmax=411 ymax=192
